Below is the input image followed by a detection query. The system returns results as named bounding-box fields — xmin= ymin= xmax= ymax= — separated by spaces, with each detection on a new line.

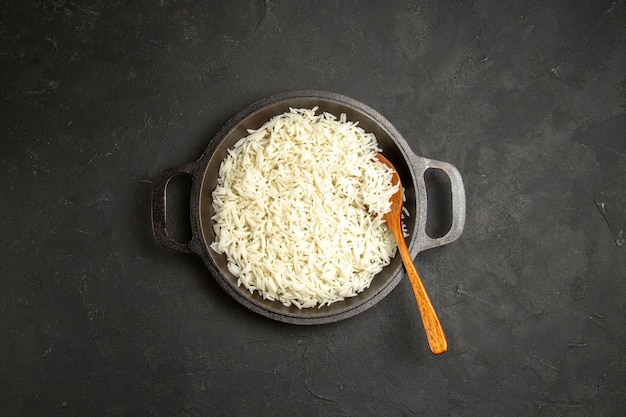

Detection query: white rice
xmin=210 ymin=107 xmax=399 ymax=308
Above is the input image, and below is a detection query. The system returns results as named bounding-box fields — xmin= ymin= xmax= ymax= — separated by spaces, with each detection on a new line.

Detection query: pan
xmin=151 ymin=90 xmax=465 ymax=324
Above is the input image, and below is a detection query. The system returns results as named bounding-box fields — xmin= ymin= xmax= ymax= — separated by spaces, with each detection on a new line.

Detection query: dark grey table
xmin=2 ymin=1 xmax=625 ymax=416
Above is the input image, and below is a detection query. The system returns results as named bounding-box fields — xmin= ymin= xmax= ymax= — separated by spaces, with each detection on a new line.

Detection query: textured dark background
xmin=2 ymin=1 xmax=625 ymax=416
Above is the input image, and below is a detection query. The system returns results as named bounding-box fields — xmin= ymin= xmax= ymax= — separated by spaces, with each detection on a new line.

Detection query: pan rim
xmin=191 ymin=91 xmax=423 ymax=324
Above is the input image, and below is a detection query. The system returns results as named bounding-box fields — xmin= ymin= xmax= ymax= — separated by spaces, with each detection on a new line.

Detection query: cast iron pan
xmin=152 ymin=91 xmax=466 ymax=325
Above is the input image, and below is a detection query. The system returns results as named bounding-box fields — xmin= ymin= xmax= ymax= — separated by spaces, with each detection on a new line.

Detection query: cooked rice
xmin=210 ymin=107 xmax=399 ymax=308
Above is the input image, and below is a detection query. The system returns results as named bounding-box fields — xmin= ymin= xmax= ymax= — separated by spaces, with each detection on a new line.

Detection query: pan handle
xmin=409 ymin=153 xmax=466 ymax=253
xmin=151 ymin=162 xmax=198 ymax=254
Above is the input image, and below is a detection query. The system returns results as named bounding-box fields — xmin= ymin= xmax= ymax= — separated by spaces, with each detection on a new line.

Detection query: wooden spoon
xmin=375 ymin=153 xmax=448 ymax=355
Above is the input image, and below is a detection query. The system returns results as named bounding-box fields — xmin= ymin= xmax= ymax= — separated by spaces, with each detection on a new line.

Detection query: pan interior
xmin=198 ymin=97 xmax=418 ymax=321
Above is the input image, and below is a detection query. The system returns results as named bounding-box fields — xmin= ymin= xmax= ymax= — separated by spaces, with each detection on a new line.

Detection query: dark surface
xmin=1 ymin=0 xmax=625 ymax=416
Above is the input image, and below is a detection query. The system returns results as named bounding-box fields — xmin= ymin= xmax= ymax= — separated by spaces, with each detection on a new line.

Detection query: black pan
xmin=151 ymin=91 xmax=465 ymax=325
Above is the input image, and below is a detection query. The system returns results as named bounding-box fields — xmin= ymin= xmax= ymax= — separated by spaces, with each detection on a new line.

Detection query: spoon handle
xmin=392 ymin=224 xmax=448 ymax=354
